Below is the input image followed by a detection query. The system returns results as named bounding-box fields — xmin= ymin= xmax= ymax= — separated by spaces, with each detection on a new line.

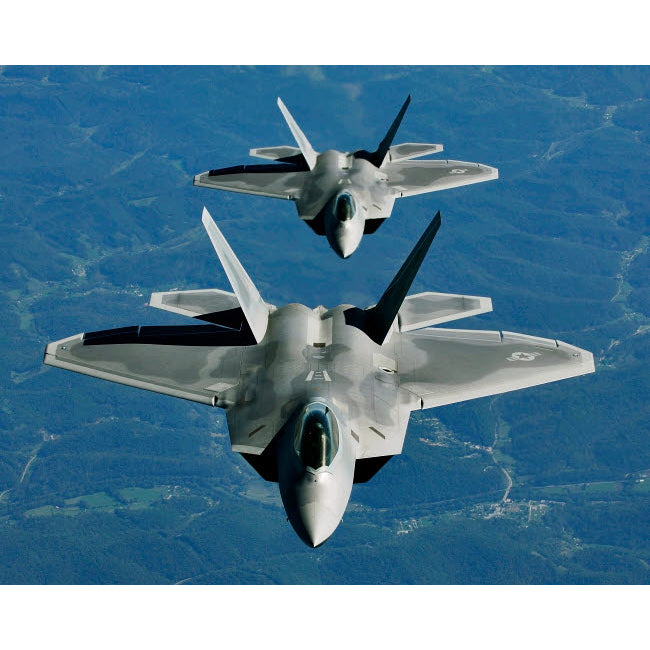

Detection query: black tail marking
xmin=353 ymin=94 xmax=411 ymax=168
xmin=344 ymin=211 xmax=441 ymax=344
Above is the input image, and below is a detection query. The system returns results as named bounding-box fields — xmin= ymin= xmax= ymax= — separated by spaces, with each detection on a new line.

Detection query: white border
xmin=2 ymin=2 xmax=648 ymax=63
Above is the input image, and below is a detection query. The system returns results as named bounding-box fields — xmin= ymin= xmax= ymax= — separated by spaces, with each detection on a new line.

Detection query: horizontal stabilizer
xmin=202 ymin=207 xmax=269 ymax=343
xmin=249 ymin=145 xmax=302 ymax=161
xmin=389 ymin=143 xmax=443 ymax=162
xmin=150 ymin=288 xmax=275 ymax=321
xmin=151 ymin=288 xmax=240 ymax=318
xmin=399 ymin=291 xmax=492 ymax=331
xmin=150 ymin=288 xmax=277 ymax=344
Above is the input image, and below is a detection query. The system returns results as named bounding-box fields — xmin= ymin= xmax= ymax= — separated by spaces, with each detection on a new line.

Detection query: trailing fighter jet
xmin=194 ymin=96 xmax=498 ymax=258
xmin=43 ymin=208 xmax=593 ymax=547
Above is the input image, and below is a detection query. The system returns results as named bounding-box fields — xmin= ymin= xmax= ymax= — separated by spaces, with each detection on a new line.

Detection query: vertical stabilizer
xmin=373 ymin=94 xmax=411 ymax=167
xmin=201 ymin=207 xmax=269 ymax=343
xmin=354 ymin=95 xmax=411 ymax=168
xmin=277 ymin=97 xmax=318 ymax=170
xmin=344 ymin=212 xmax=441 ymax=345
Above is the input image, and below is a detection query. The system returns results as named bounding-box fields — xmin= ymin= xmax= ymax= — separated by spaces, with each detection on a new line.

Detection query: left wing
xmin=397 ymin=328 xmax=594 ymax=410
xmin=387 ymin=159 xmax=498 ymax=197
xmin=194 ymin=167 xmax=308 ymax=200
xmin=43 ymin=331 xmax=243 ymax=407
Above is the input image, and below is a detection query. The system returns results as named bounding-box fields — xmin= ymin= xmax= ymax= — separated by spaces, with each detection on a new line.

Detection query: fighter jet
xmin=194 ymin=96 xmax=498 ymax=258
xmin=43 ymin=208 xmax=594 ymax=547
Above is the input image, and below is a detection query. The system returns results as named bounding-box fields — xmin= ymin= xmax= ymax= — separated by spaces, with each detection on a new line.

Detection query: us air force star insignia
xmin=507 ymin=351 xmax=541 ymax=362
xmin=449 ymin=168 xmax=467 ymax=174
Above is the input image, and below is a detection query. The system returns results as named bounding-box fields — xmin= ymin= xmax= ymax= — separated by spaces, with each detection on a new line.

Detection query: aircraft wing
xmin=194 ymin=166 xmax=308 ymax=200
xmin=397 ymin=328 xmax=594 ymax=409
xmin=43 ymin=331 xmax=244 ymax=407
xmin=386 ymin=159 xmax=498 ymax=197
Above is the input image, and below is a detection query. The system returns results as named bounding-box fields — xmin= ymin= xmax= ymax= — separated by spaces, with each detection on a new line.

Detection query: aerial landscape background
xmin=0 ymin=65 xmax=648 ymax=584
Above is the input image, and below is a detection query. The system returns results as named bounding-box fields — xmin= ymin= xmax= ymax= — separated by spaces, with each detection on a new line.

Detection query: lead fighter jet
xmin=43 ymin=208 xmax=593 ymax=547
xmin=194 ymin=96 xmax=498 ymax=258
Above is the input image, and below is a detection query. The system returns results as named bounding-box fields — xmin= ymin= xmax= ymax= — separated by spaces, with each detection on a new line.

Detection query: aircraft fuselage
xmin=297 ymin=150 xmax=395 ymax=258
xmin=220 ymin=302 xmax=412 ymax=546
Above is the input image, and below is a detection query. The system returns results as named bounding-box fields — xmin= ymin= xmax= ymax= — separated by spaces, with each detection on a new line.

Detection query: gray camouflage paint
xmin=43 ymin=211 xmax=594 ymax=546
xmin=194 ymin=97 xmax=498 ymax=258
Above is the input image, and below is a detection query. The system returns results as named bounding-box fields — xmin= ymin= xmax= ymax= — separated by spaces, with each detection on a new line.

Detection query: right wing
xmin=43 ymin=331 xmax=243 ymax=407
xmin=194 ymin=166 xmax=308 ymax=200
xmin=387 ymin=159 xmax=498 ymax=197
xmin=397 ymin=328 xmax=594 ymax=410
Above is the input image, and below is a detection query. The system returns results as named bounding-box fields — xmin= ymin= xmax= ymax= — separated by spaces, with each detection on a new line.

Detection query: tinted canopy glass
xmin=335 ymin=193 xmax=355 ymax=222
xmin=294 ymin=403 xmax=339 ymax=469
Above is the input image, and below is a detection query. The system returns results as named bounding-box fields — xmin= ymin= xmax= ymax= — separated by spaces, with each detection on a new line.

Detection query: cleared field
xmin=23 ymin=487 xmax=172 ymax=517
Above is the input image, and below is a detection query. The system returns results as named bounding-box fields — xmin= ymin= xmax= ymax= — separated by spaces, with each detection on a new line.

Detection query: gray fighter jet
xmin=194 ymin=96 xmax=498 ymax=258
xmin=43 ymin=208 xmax=594 ymax=547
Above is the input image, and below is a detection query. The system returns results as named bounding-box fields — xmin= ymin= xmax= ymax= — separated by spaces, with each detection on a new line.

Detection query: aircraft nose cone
xmin=332 ymin=230 xmax=359 ymax=259
xmin=326 ymin=207 xmax=364 ymax=259
xmin=299 ymin=502 xmax=341 ymax=548
xmin=338 ymin=243 xmax=355 ymax=260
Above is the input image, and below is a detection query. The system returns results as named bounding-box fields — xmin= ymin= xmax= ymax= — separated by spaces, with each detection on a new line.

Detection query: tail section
xmin=344 ymin=211 xmax=442 ymax=345
xmin=354 ymin=95 xmax=411 ymax=168
xmin=201 ymin=207 xmax=269 ymax=343
xmin=277 ymin=98 xmax=318 ymax=170
xmin=373 ymin=94 xmax=411 ymax=167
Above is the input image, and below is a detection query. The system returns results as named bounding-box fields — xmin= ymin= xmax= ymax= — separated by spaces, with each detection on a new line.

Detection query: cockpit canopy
xmin=335 ymin=192 xmax=355 ymax=222
xmin=294 ymin=402 xmax=340 ymax=470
